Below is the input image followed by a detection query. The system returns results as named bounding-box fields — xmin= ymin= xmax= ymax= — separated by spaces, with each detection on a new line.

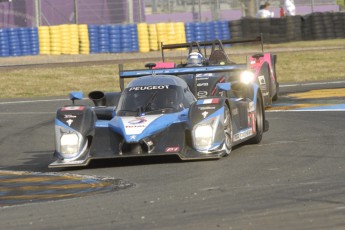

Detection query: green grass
xmin=0 ymin=39 xmax=344 ymax=99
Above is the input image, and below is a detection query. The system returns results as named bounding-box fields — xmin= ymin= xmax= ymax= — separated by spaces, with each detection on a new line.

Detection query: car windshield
xmin=117 ymin=85 xmax=184 ymax=116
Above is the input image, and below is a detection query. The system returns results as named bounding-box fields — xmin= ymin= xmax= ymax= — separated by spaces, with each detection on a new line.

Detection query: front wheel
xmin=247 ymin=95 xmax=264 ymax=144
xmin=223 ymin=105 xmax=233 ymax=155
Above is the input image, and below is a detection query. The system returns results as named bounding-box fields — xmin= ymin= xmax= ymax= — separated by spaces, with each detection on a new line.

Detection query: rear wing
xmin=160 ymin=34 xmax=264 ymax=62
xmin=118 ymin=64 xmax=247 ymax=91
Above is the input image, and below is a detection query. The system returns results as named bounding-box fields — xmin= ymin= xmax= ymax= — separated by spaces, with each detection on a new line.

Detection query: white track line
xmin=0 ymin=98 xmax=69 ymax=105
xmin=267 ymin=109 xmax=345 ymax=112
xmin=0 ymin=112 xmax=55 ymax=115
xmin=280 ymin=81 xmax=345 ymax=87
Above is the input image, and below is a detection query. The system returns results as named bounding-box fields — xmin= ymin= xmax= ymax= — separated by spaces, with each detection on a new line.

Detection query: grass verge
xmin=0 ymin=39 xmax=344 ymax=99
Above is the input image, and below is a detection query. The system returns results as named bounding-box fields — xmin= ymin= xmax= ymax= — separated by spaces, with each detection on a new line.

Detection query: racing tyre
xmin=247 ymin=95 xmax=264 ymax=144
xmin=223 ymin=105 xmax=233 ymax=155
xmin=272 ymin=82 xmax=279 ymax=101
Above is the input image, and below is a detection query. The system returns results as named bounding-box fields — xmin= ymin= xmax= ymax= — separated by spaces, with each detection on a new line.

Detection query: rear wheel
xmin=223 ymin=105 xmax=233 ymax=155
xmin=248 ymin=95 xmax=264 ymax=144
xmin=272 ymin=82 xmax=279 ymax=101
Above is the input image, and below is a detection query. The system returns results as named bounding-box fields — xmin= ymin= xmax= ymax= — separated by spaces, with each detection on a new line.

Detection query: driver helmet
xmin=186 ymin=52 xmax=204 ymax=66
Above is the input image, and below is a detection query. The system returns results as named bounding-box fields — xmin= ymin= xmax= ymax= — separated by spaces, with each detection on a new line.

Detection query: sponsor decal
xmin=198 ymin=106 xmax=216 ymax=110
xmin=61 ymin=106 xmax=85 ymax=111
xmin=66 ymin=119 xmax=73 ymax=126
xmin=196 ymin=77 xmax=210 ymax=80
xmin=128 ymin=117 xmax=147 ymax=124
xmin=258 ymin=75 xmax=266 ymax=85
xmin=122 ymin=115 xmax=162 ymax=135
xmin=248 ymin=101 xmax=255 ymax=112
xmin=201 ymin=111 xmax=208 ymax=118
xmin=165 ymin=147 xmax=180 ymax=153
xmin=197 ymin=91 xmax=208 ymax=97
xmin=233 ymin=128 xmax=253 ymax=142
xmin=129 ymin=85 xmax=169 ymax=91
xmin=197 ymin=83 xmax=209 ymax=87
xmin=64 ymin=114 xmax=77 ymax=119
xmin=231 ymin=108 xmax=238 ymax=116
xmin=251 ymin=113 xmax=256 ymax=134
xmin=196 ymin=73 xmax=213 ymax=78
xmin=126 ymin=125 xmax=145 ymax=128
xmin=197 ymin=98 xmax=220 ymax=105
xmin=247 ymin=111 xmax=256 ymax=134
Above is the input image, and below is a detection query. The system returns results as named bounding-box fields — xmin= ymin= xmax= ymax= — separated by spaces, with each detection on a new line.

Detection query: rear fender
xmin=249 ymin=53 xmax=277 ymax=96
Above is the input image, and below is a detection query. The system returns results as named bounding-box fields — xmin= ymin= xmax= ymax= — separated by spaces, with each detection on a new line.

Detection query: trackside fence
xmin=0 ymin=12 xmax=344 ymax=57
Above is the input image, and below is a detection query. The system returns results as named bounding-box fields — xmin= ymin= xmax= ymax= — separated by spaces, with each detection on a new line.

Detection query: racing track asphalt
xmin=1 ymin=82 xmax=345 ymax=229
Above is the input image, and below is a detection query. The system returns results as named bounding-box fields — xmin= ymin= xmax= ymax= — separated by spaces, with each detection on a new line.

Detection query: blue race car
xmin=50 ymin=42 xmax=269 ymax=168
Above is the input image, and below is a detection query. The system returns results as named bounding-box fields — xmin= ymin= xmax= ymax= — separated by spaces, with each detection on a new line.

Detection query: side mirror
xmin=69 ymin=91 xmax=83 ymax=105
xmin=145 ymin=63 xmax=157 ymax=69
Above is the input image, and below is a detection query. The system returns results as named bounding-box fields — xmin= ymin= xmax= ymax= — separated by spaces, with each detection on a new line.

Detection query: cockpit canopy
xmin=117 ymin=84 xmax=194 ymax=116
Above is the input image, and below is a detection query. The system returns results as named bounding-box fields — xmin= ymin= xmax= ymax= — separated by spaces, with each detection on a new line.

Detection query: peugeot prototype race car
xmin=50 ymin=38 xmax=271 ymax=168
xmin=160 ymin=35 xmax=279 ymax=107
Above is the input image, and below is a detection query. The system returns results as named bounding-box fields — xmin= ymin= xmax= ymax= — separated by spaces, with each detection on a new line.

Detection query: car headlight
xmin=193 ymin=116 xmax=220 ymax=151
xmin=194 ymin=125 xmax=213 ymax=148
xmin=60 ymin=133 xmax=79 ymax=158
xmin=240 ymin=71 xmax=255 ymax=84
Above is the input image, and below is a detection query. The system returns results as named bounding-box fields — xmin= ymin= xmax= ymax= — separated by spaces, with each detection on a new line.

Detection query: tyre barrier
xmin=38 ymin=26 xmax=50 ymax=55
xmin=185 ymin=21 xmax=231 ymax=44
xmin=148 ymin=24 xmax=158 ymax=51
xmin=49 ymin=25 xmax=61 ymax=55
xmin=88 ymin=24 xmax=99 ymax=54
xmin=8 ymin=28 xmax=22 ymax=56
xmin=98 ymin=25 xmax=110 ymax=53
xmin=70 ymin=24 xmax=80 ymax=55
xmin=60 ymin=24 xmax=71 ymax=54
xmin=109 ymin=24 xmax=121 ymax=53
xmin=229 ymin=12 xmax=345 ymax=44
xmin=129 ymin=24 xmax=139 ymax=52
xmin=137 ymin=23 xmax=150 ymax=53
xmin=1 ymin=13 xmax=344 ymax=57
xmin=185 ymin=22 xmax=194 ymax=43
xmin=29 ymin=27 xmax=40 ymax=55
xmin=0 ymin=28 xmax=9 ymax=57
xmin=79 ymin=24 xmax=90 ymax=54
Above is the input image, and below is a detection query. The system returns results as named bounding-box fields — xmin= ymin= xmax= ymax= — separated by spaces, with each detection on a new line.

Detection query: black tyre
xmin=272 ymin=82 xmax=279 ymax=101
xmin=223 ymin=105 xmax=233 ymax=155
xmin=247 ymin=95 xmax=264 ymax=144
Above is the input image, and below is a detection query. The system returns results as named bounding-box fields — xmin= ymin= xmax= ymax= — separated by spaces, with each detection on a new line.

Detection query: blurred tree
xmin=239 ymin=0 xmax=257 ymax=17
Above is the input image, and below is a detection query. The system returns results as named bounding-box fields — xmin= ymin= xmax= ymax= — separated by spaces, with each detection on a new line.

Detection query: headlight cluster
xmin=193 ymin=116 xmax=220 ymax=151
xmin=55 ymin=126 xmax=87 ymax=160
xmin=60 ymin=133 xmax=79 ymax=157
xmin=240 ymin=71 xmax=255 ymax=84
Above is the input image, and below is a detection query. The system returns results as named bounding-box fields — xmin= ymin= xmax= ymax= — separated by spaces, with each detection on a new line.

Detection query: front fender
xmin=188 ymin=98 xmax=228 ymax=126
xmin=54 ymin=105 xmax=96 ymax=161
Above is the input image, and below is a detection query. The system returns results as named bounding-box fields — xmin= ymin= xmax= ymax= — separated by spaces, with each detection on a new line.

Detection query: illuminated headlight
xmin=193 ymin=117 xmax=220 ymax=151
xmin=240 ymin=71 xmax=255 ymax=84
xmin=60 ymin=133 xmax=79 ymax=157
xmin=194 ymin=125 xmax=213 ymax=148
